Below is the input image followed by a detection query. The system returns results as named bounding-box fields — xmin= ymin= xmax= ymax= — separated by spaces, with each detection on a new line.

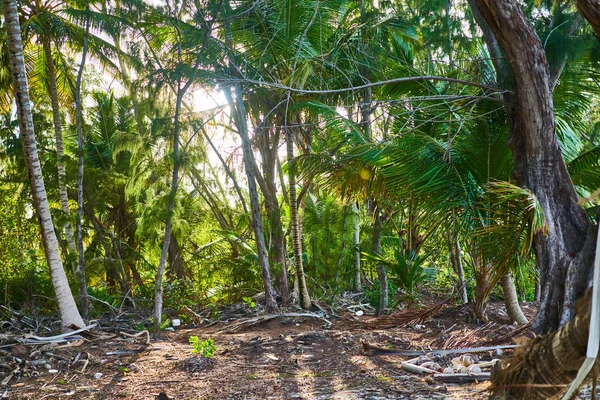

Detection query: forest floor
xmin=0 ymin=300 xmax=567 ymax=400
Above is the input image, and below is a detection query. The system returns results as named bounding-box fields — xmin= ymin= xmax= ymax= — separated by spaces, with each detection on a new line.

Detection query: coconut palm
xmin=2 ymin=0 xmax=84 ymax=329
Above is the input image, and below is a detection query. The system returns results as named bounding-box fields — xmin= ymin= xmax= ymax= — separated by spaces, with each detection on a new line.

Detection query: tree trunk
xmin=225 ymin=85 xmax=278 ymax=312
xmin=448 ymin=236 xmax=468 ymax=304
xmin=74 ymin=12 xmax=91 ymax=320
xmin=352 ymin=202 xmax=362 ymax=292
xmin=153 ymin=86 xmax=184 ymax=336
xmin=3 ymin=0 xmax=84 ymax=329
xmin=372 ymin=207 xmax=388 ymax=316
xmin=42 ymin=39 xmax=78 ymax=276
xmin=258 ymin=126 xmax=290 ymax=306
xmin=501 ymin=272 xmax=528 ymax=325
xmin=576 ymin=0 xmax=600 ymax=39
xmin=471 ymin=0 xmax=594 ymax=334
xmin=287 ymin=127 xmax=311 ymax=310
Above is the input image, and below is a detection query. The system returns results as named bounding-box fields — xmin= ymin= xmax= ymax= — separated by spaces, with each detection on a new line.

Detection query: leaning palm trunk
xmin=42 ymin=39 xmax=77 ymax=273
xmin=501 ymin=272 xmax=528 ymax=325
xmin=3 ymin=0 xmax=84 ymax=329
xmin=287 ymin=128 xmax=311 ymax=310
xmin=491 ymin=289 xmax=594 ymax=399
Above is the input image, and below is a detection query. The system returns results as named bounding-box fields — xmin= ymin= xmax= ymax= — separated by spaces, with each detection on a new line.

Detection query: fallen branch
xmin=217 ymin=313 xmax=331 ymax=333
xmin=401 ymin=361 xmax=439 ymax=375
xmin=362 ymin=341 xmax=517 ymax=357
xmin=434 ymin=372 xmax=491 ymax=383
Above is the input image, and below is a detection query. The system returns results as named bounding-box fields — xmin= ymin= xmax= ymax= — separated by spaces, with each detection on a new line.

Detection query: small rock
xmin=355 ymin=310 xmax=364 ymax=317
xmin=93 ymin=372 xmax=103 ymax=379
xmin=44 ymin=364 xmax=51 ymax=370
xmin=468 ymin=364 xmax=482 ymax=374
xmin=443 ymin=367 xmax=454 ymax=374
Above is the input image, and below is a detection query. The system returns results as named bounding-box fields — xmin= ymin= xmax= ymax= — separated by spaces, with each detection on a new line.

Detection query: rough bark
xmin=471 ymin=0 xmax=594 ymax=333
xmin=225 ymin=85 xmax=278 ymax=312
xmin=75 ymin=12 xmax=91 ymax=319
xmin=42 ymin=39 xmax=78 ymax=275
xmin=352 ymin=202 xmax=362 ymax=292
xmin=3 ymin=0 xmax=84 ymax=329
xmin=287 ymin=127 xmax=311 ymax=310
xmin=501 ymin=272 xmax=528 ymax=325
xmin=576 ymin=0 xmax=600 ymax=39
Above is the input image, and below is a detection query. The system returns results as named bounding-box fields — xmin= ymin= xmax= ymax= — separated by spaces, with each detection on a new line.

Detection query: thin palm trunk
xmin=448 ymin=236 xmax=468 ymax=304
xmin=3 ymin=0 xmax=84 ymax=329
xmin=75 ymin=13 xmax=91 ymax=319
xmin=287 ymin=128 xmax=311 ymax=310
xmin=501 ymin=271 xmax=528 ymax=325
xmin=373 ymin=207 xmax=387 ymax=316
xmin=42 ymin=39 xmax=77 ymax=274
xmin=352 ymin=202 xmax=361 ymax=292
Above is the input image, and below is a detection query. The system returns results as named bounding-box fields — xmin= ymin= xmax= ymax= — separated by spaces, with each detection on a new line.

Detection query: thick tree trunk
xmin=576 ymin=0 xmax=600 ymax=39
xmin=42 ymin=39 xmax=78 ymax=275
xmin=372 ymin=207 xmax=388 ymax=316
xmin=471 ymin=0 xmax=594 ymax=333
xmin=352 ymin=202 xmax=361 ymax=292
xmin=75 ymin=13 xmax=91 ymax=320
xmin=287 ymin=128 xmax=311 ymax=310
xmin=501 ymin=272 xmax=528 ymax=325
xmin=225 ymin=85 xmax=278 ymax=312
xmin=3 ymin=0 xmax=84 ymax=329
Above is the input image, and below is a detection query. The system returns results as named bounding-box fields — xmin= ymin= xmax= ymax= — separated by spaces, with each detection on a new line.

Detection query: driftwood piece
xmin=362 ymin=341 xmax=517 ymax=357
xmin=401 ymin=361 xmax=439 ymax=375
xmin=433 ymin=372 xmax=491 ymax=383
xmin=23 ymin=324 xmax=97 ymax=344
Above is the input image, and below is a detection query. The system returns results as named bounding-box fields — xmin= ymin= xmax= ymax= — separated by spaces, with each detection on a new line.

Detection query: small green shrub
xmin=189 ymin=336 xmax=216 ymax=358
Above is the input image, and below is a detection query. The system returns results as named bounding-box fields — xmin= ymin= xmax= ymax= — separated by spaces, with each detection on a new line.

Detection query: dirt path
xmin=8 ymin=315 xmax=495 ymax=399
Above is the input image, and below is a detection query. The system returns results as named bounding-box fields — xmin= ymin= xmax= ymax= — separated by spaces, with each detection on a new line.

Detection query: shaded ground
xmin=2 ymin=302 xmax=540 ymax=399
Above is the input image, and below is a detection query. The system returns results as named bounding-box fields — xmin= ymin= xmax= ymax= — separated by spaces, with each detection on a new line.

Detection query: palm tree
xmin=2 ymin=0 xmax=84 ymax=329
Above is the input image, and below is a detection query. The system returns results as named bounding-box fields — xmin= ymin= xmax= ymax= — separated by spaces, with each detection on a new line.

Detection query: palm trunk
xmin=501 ymin=272 xmax=528 ymax=325
xmin=372 ymin=207 xmax=387 ymax=316
xmin=75 ymin=13 xmax=91 ymax=319
xmin=352 ymin=202 xmax=361 ymax=292
xmin=287 ymin=128 xmax=311 ymax=310
xmin=42 ymin=39 xmax=77 ymax=275
xmin=448 ymin=236 xmax=468 ymax=304
xmin=3 ymin=0 xmax=84 ymax=329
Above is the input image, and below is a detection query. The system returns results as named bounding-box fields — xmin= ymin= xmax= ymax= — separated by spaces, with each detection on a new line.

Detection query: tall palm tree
xmin=2 ymin=0 xmax=84 ymax=329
